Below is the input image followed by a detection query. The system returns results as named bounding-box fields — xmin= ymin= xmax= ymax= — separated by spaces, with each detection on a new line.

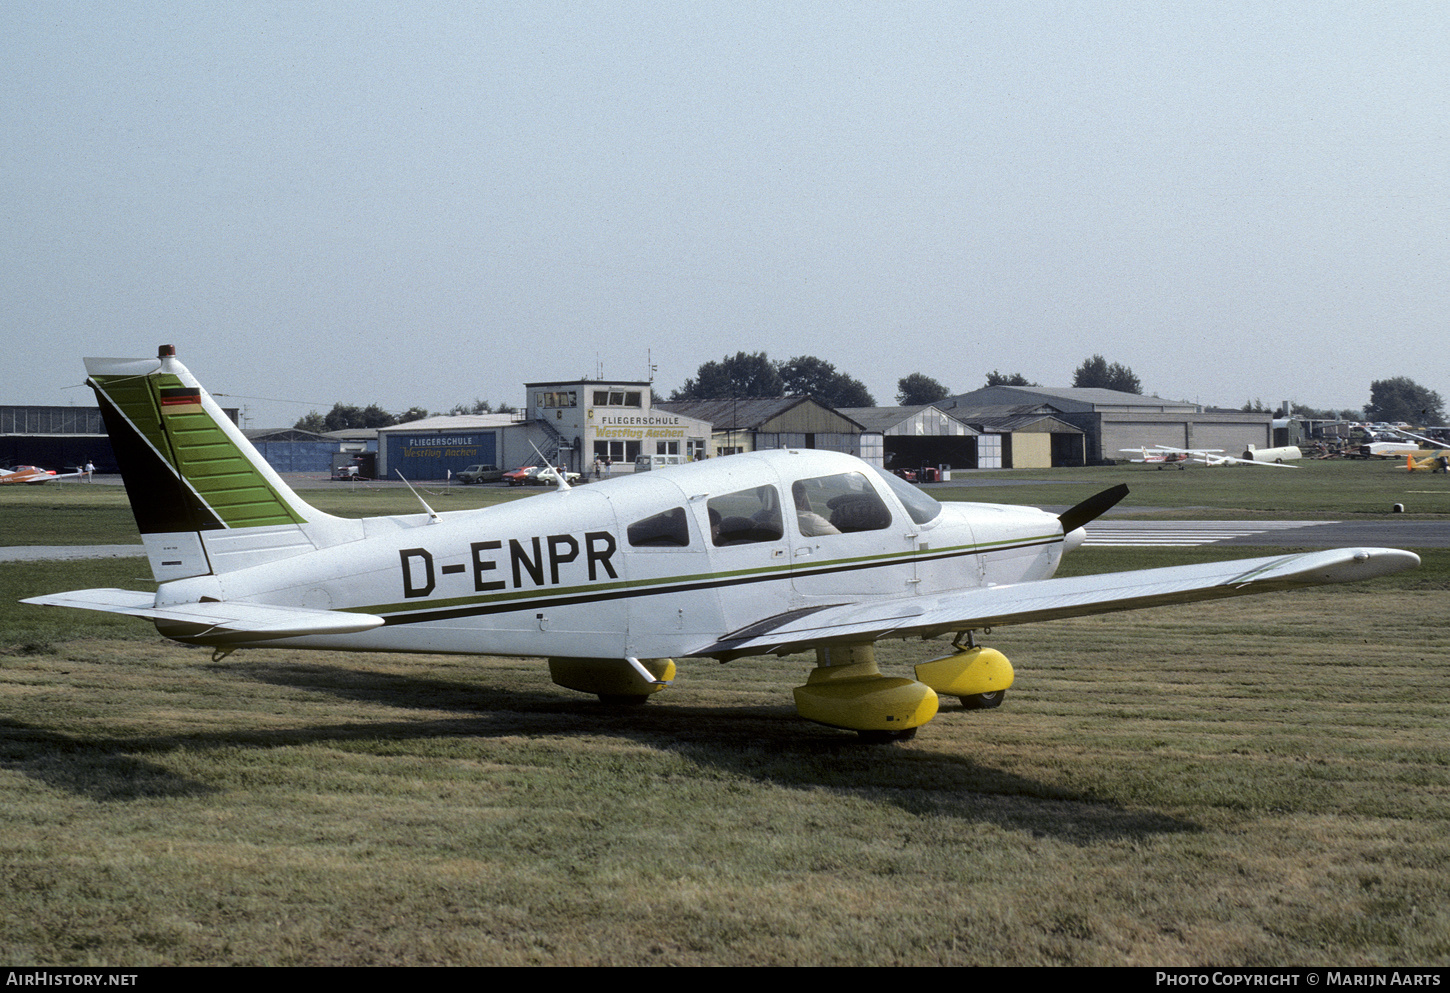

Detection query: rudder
xmin=87 ymin=345 xmax=354 ymax=580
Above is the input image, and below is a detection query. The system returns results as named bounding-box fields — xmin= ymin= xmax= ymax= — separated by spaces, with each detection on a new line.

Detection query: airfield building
xmin=654 ymin=397 xmax=868 ymax=461
xmin=938 ymin=387 xmax=1273 ymax=464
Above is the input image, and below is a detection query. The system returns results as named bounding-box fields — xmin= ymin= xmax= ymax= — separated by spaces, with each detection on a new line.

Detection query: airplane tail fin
xmin=86 ymin=345 xmax=360 ymax=581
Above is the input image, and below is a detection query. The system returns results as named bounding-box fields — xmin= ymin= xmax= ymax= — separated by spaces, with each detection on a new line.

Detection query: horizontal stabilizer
xmin=696 ymin=547 xmax=1421 ymax=658
xmin=21 ymin=588 xmax=384 ymax=643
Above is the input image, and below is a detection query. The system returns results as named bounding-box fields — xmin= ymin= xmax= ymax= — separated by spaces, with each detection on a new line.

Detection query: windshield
xmin=867 ymin=465 xmax=942 ymax=525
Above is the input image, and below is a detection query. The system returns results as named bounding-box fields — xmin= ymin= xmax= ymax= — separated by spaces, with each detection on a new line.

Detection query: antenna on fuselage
xmin=529 ymin=441 xmax=571 ymax=491
xmin=394 ymin=470 xmax=441 ymax=523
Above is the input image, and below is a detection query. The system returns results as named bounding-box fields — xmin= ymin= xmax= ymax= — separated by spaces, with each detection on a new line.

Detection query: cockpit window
xmin=792 ymin=472 xmax=892 ymax=535
xmin=867 ymin=464 xmax=943 ymax=525
xmin=627 ymin=507 xmax=691 ymax=547
xmin=707 ymin=485 xmax=784 ymax=546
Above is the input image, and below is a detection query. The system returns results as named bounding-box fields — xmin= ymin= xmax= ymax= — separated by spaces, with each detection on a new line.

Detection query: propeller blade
xmin=1058 ymin=484 xmax=1129 ymax=534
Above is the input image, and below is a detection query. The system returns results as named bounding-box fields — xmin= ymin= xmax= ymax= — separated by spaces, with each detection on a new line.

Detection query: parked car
xmin=633 ymin=453 xmax=684 ymax=472
xmin=503 ymin=465 xmax=541 ymax=486
xmin=525 ymin=465 xmax=583 ymax=486
xmin=331 ymin=464 xmax=362 ymax=480
xmin=456 ymin=463 xmax=503 ymax=484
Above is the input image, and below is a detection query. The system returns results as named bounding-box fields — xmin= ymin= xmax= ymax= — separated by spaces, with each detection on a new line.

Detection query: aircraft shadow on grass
xmin=2 ymin=657 xmax=1198 ymax=845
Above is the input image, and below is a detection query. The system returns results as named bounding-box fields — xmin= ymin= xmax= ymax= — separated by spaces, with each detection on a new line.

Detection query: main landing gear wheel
xmin=960 ymin=690 xmax=1005 ymax=710
xmin=857 ymin=727 xmax=918 ymax=744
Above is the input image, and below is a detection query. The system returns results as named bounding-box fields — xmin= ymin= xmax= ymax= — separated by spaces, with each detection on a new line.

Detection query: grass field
xmin=1 ymin=469 xmax=1447 ymax=965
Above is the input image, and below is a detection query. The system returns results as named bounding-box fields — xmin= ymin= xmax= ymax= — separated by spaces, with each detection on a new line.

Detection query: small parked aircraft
xmin=1123 ymin=446 xmax=1298 ymax=469
xmin=1405 ymin=452 xmax=1450 ymax=473
xmin=0 ymin=464 xmax=84 ymax=485
xmin=23 ymin=347 xmax=1419 ymax=740
xmin=1118 ymin=447 xmax=1196 ymax=469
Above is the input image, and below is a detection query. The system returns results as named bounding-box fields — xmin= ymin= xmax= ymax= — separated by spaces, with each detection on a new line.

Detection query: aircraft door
xmin=787 ymin=471 xmax=919 ymax=598
xmin=700 ymin=481 xmax=793 ymax=633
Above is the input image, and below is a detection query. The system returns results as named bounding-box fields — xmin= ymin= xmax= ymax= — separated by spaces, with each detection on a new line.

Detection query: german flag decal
xmin=159 ymin=387 xmax=202 ymax=407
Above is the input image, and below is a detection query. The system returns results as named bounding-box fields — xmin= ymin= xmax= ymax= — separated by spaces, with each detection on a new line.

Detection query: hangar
xmin=654 ymin=397 xmax=865 ymax=460
xmin=841 ymin=404 xmax=1085 ymax=470
xmin=939 ymin=387 xmax=1272 ymax=464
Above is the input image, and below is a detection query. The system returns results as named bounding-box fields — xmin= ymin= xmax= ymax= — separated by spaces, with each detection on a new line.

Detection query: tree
xmin=320 ymin=403 xmax=398 ymax=431
xmin=671 ymin=351 xmax=784 ymax=400
xmin=397 ymin=407 xmax=431 ymax=423
xmin=777 ymin=355 xmax=875 ymax=407
xmin=1072 ymin=354 xmax=1142 ymax=394
xmin=1284 ymin=402 xmax=1365 ymax=421
xmin=448 ymin=399 xmax=493 ymax=416
xmin=1365 ymin=377 xmax=1445 ymax=424
xmin=293 ymin=410 xmax=327 ymax=433
xmin=896 ymin=373 xmax=950 ymax=406
xmin=672 ymin=351 xmax=876 ymax=406
xmin=984 ymin=370 xmax=1036 ymax=388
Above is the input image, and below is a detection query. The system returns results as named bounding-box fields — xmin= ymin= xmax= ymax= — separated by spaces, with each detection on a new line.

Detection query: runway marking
xmin=1082 ymin=521 xmax=1335 ymax=547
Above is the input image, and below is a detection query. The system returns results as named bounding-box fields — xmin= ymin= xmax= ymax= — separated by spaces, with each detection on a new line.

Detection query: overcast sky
xmin=4 ymin=2 xmax=1446 ymax=426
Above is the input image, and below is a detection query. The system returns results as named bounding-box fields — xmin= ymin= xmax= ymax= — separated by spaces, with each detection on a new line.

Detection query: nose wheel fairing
xmin=914 ymin=646 xmax=1015 ymax=706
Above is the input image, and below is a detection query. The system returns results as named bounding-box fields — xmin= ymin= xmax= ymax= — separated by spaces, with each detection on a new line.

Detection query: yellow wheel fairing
xmin=914 ymin=647 xmax=1015 ymax=697
xmin=548 ymin=657 xmax=676 ymax=698
xmin=793 ymin=648 xmax=938 ymax=732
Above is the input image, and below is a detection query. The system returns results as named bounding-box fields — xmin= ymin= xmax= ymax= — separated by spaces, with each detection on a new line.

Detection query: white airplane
xmin=1119 ymin=447 xmax=1197 ymax=469
xmin=1141 ymin=446 xmax=1300 ymax=470
xmin=23 ymin=347 xmax=1419 ymax=741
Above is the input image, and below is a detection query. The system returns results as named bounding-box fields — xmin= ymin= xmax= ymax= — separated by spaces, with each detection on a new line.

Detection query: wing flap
xmin=695 ymin=548 xmax=1420 ymax=657
xmin=22 ymin=588 xmax=384 ymax=642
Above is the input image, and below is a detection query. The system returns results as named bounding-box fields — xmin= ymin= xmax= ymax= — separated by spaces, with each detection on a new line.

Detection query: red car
xmin=503 ymin=465 xmax=541 ymax=486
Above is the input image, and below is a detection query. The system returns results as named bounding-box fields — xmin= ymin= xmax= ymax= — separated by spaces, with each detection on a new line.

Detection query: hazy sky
xmin=4 ymin=2 xmax=1446 ymax=426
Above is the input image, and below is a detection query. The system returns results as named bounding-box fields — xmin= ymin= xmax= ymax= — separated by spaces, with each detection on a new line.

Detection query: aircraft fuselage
xmin=152 ymin=451 xmax=1066 ymax=661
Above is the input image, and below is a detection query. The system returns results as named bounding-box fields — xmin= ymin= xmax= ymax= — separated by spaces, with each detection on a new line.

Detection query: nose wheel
xmin=960 ymin=689 xmax=1005 ymax=709
xmin=916 ymin=645 xmax=1014 ymax=710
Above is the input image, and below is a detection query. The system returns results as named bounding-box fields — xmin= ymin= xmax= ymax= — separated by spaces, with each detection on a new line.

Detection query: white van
xmin=634 ymin=454 xmax=685 ymax=472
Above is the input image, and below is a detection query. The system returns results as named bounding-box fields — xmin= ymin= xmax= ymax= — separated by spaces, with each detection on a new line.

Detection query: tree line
xmin=293 ymin=354 xmax=1446 ymax=430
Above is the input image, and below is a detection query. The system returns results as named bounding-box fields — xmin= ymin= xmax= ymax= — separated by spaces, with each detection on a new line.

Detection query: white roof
xmin=377 ymin=413 xmax=517 ymax=433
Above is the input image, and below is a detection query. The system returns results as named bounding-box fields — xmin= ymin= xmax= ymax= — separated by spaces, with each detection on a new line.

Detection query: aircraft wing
xmin=694 ymin=547 xmax=1419 ymax=658
xmin=21 ymin=588 xmax=385 ymax=643
xmin=1197 ymin=453 xmax=1298 ymax=469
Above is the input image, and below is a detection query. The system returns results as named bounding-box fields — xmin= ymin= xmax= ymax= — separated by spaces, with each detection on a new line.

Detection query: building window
xmin=537 ymin=391 xmax=577 ymax=408
xmin=591 ymin=391 xmax=642 ymax=407
xmin=593 ymin=440 xmax=640 ymax=463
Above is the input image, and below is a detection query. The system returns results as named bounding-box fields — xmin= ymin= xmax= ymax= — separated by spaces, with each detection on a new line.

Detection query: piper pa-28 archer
xmin=23 ymin=347 xmax=1420 ymax=741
